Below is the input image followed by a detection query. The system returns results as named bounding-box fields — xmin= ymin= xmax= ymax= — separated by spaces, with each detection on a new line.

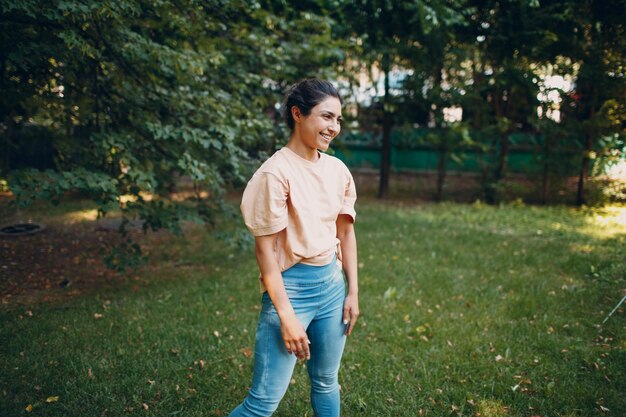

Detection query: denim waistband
xmin=282 ymin=256 xmax=339 ymax=283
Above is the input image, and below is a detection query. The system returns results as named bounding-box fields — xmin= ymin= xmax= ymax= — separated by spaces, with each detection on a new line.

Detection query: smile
xmin=320 ymin=133 xmax=333 ymax=141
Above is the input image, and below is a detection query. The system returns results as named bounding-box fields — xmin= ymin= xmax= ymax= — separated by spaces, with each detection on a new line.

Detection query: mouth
xmin=320 ymin=133 xmax=333 ymax=143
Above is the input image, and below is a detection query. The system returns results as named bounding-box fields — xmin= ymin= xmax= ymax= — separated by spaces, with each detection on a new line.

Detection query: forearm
xmin=338 ymin=225 xmax=358 ymax=295
xmin=255 ymin=244 xmax=295 ymax=319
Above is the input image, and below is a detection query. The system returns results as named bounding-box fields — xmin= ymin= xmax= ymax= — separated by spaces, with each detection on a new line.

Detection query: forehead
xmin=313 ymin=97 xmax=342 ymax=114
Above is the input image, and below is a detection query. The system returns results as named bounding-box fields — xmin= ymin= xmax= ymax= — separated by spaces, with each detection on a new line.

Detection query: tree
xmin=1 ymin=0 xmax=341 ymax=245
xmin=335 ymin=0 xmax=462 ymax=198
xmin=554 ymin=0 xmax=626 ymax=205
xmin=456 ymin=0 xmax=558 ymax=203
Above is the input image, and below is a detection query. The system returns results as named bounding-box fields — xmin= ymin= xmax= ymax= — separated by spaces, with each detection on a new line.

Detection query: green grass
xmin=1 ymin=201 xmax=625 ymax=416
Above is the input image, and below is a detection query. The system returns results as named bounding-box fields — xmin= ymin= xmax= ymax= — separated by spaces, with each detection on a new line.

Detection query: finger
xmin=343 ymin=306 xmax=350 ymax=325
xmin=347 ymin=317 xmax=356 ymax=335
xmin=303 ymin=338 xmax=311 ymax=360
xmin=346 ymin=312 xmax=358 ymax=335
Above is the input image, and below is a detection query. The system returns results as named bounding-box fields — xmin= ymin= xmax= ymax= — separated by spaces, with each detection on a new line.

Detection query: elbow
xmin=336 ymin=224 xmax=354 ymax=242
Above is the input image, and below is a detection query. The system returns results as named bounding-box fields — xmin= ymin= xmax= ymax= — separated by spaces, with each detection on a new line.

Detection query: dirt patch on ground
xmin=0 ymin=212 xmax=153 ymax=307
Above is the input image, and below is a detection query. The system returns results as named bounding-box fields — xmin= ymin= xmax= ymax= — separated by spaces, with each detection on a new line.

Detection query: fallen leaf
xmin=46 ymin=396 xmax=60 ymax=403
xmin=198 ymin=359 xmax=205 ymax=370
xmin=213 ymin=330 xmax=221 ymax=337
xmin=240 ymin=348 xmax=252 ymax=358
xmin=25 ymin=404 xmax=33 ymax=412
xmin=495 ymin=355 xmax=504 ymax=362
xmin=93 ymin=313 xmax=104 ymax=319
xmin=147 ymin=380 xmax=155 ymax=385
xmin=88 ymin=368 xmax=94 ymax=379
xmin=383 ymin=287 xmax=397 ymax=300
xmin=142 ymin=403 xmax=149 ymax=410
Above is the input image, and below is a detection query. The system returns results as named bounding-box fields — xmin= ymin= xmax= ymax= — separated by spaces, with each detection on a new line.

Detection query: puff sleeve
xmin=240 ymin=172 xmax=289 ymax=236
xmin=339 ymin=168 xmax=357 ymax=222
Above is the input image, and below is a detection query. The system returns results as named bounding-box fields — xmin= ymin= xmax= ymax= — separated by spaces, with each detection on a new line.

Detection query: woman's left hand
xmin=343 ymin=293 xmax=359 ymax=336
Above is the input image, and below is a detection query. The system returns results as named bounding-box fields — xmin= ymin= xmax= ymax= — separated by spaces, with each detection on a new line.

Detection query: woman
xmin=230 ymin=79 xmax=359 ymax=417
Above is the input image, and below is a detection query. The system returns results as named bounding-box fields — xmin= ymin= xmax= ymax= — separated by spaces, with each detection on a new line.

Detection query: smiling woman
xmin=229 ymin=79 xmax=359 ymax=417
xmin=282 ymin=79 xmax=344 ymax=160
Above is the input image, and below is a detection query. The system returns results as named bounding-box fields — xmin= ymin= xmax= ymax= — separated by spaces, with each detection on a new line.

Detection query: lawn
xmin=1 ymin=199 xmax=625 ymax=416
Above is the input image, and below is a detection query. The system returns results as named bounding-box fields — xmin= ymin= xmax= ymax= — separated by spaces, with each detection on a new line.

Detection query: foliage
xmin=0 ymin=0 xmax=343 ymax=237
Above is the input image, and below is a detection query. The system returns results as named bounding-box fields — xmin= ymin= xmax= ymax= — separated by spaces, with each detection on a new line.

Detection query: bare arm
xmin=255 ymin=234 xmax=310 ymax=359
xmin=336 ymin=214 xmax=359 ymax=335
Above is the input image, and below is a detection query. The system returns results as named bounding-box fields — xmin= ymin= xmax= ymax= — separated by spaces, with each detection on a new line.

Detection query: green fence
xmin=334 ymin=144 xmax=541 ymax=174
xmin=333 ymin=129 xmax=579 ymax=175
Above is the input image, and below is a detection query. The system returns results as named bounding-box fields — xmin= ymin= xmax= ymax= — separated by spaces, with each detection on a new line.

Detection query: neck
xmin=286 ymin=134 xmax=319 ymax=162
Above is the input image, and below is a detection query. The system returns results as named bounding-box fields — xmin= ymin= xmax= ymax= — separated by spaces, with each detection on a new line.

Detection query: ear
xmin=291 ymin=105 xmax=302 ymax=124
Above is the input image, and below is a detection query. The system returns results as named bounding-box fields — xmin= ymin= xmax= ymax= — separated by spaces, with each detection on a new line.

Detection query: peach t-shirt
xmin=240 ymin=147 xmax=357 ymax=292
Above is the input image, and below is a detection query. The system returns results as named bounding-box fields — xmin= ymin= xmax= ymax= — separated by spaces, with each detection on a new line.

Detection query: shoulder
xmin=320 ymin=152 xmax=351 ymax=172
xmin=251 ymin=149 xmax=290 ymax=179
xmin=321 ymin=153 xmax=354 ymax=184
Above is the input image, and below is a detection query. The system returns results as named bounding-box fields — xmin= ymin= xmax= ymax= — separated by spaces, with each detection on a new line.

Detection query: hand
xmin=280 ymin=314 xmax=310 ymax=360
xmin=343 ymin=293 xmax=360 ymax=336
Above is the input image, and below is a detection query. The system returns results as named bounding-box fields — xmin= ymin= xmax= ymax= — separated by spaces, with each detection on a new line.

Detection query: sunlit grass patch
xmin=580 ymin=205 xmax=626 ymax=238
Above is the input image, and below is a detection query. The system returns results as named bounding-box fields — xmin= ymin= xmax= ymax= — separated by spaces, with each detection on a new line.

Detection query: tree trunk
xmin=378 ymin=54 xmax=392 ymax=199
xmin=576 ymin=133 xmax=593 ymax=205
xmin=433 ymin=64 xmax=445 ymax=202
xmin=540 ymin=133 xmax=554 ymax=205
xmin=1 ymin=55 xmax=10 ymax=174
xmin=493 ymin=92 xmax=509 ymax=182
xmin=495 ymin=133 xmax=509 ymax=182
xmin=541 ymin=158 xmax=549 ymax=205
xmin=435 ymin=144 xmax=446 ymax=201
xmin=94 ymin=60 xmax=100 ymax=129
xmin=576 ymin=84 xmax=598 ymax=206
xmin=489 ymin=91 xmax=509 ymax=204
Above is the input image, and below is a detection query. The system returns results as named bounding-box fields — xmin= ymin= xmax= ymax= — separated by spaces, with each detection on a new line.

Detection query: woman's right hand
xmin=280 ymin=314 xmax=310 ymax=360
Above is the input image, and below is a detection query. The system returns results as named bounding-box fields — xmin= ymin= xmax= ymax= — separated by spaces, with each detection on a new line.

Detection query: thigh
xmin=306 ymin=279 xmax=347 ymax=375
xmin=248 ymin=299 xmax=299 ymax=401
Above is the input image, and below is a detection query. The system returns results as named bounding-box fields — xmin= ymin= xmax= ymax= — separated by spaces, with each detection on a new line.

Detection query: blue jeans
xmin=229 ymin=259 xmax=347 ymax=417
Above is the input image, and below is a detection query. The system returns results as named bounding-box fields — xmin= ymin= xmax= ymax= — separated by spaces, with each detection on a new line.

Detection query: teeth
xmin=321 ymin=133 xmax=332 ymax=140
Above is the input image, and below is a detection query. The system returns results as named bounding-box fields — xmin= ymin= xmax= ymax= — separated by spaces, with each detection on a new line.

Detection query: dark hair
xmin=282 ymin=79 xmax=342 ymax=130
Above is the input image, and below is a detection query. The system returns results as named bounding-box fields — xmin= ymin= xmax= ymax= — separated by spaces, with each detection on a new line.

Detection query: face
xmin=293 ymin=96 xmax=342 ymax=152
